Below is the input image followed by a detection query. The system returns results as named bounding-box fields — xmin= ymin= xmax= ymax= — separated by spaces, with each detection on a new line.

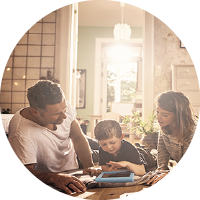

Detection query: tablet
xmin=95 ymin=170 xmax=134 ymax=183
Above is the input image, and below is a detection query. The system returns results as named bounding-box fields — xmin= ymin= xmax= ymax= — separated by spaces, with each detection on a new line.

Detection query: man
xmin=8 ymin=80 xmax=97 ymax=194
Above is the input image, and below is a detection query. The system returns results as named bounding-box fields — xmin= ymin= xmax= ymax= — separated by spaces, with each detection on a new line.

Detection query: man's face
xmin=38 ymin=100 xmax=67 ymax=125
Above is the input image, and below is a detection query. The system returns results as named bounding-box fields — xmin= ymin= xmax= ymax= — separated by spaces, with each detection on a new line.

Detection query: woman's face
xmin=156 ymin=105 xmax=177 ymax=129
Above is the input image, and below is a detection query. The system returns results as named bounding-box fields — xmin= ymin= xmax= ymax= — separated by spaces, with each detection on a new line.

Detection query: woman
xmin=147 ymin=91 xmax=198 ymax=185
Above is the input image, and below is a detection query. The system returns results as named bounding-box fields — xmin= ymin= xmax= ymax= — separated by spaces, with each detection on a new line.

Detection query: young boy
xmin=84 ymin=119 xmax=146 ymax=176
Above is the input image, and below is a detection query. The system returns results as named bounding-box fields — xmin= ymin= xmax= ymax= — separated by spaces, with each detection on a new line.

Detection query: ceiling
xmin=78 ymin=0 xmax=143 ymax=27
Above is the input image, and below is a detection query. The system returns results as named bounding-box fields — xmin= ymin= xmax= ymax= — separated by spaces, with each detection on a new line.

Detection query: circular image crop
xmin=0 ymin=1 xmax=199 ymax=200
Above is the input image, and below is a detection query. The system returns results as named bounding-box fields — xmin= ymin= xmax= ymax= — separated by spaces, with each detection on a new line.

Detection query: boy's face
xmin=99 ymin=135 xmax=124 ymax=156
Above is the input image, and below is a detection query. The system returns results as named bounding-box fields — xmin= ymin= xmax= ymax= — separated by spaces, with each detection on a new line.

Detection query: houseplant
xmin=122 ymin=110 xmax=159 ymax=150
xmin=1 ymin=108 xmax=11 ymax=114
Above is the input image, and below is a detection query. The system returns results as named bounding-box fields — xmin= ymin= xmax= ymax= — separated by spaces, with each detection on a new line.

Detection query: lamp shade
xmin=113 ymin=23 xmax=131 ymax=41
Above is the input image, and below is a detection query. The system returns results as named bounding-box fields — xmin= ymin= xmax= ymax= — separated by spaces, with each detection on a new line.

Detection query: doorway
xmin=101 ymin=44 xmax=142 ymax=115
xmin=93 ymin=38 xmax=142 ymax=116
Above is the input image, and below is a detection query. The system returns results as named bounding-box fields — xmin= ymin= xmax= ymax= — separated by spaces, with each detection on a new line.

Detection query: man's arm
xmin=25 ymin=164 xmax=86 ymax=194
xmin=70 ymin=119 xmax=94 ymax=169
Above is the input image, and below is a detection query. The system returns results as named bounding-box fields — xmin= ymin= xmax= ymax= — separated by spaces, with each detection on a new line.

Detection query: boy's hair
xmin=94 ymin=119 xmax=122 ymax=141
xmin=27 ymin=80 xmax=65 ymax=111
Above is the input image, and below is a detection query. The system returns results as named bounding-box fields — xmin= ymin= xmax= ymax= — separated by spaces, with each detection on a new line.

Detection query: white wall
xmin=142 ymin=11 xmax=154 ymax=122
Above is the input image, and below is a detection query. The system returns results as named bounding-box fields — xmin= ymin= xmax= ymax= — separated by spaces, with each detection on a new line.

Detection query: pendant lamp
xmin=113 ymin=2 xmax=131 ymax=41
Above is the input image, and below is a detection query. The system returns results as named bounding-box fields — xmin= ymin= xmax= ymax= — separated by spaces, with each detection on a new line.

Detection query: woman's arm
xmin=147 ymin=170 xmax=168 ymax=185
xmin=157 ymin=133 xmax=170 ymax=170
xmin=182 ymin=134 xmax=194 ymax=155
xmin=146 ymin=133 xmax=171 ymax=186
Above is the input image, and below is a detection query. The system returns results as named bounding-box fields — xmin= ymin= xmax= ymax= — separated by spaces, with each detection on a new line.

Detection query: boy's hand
xmin=106 ymin=161 xmax=128 ymax=171
xmin=83 ymin=167 xmax=102 ymax=177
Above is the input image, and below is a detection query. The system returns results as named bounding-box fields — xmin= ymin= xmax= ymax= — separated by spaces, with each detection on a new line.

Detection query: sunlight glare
xmin=106 ymin=45 xmax=140 ymax=60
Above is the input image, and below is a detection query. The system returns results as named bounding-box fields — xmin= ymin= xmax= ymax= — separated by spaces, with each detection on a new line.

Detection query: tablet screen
xmin=102 ymin=171 xmax=131 ymax=178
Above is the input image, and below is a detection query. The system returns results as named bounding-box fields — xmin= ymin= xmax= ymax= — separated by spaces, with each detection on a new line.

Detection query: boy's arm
xmin=125 ymin=162 xmax=145 ymax=175
xmin=101 ymin=164 xmax=125 ymax=172
xmin=106 ymin=161 xmax=145 ymax=176
xmin=101 ymin=165 xmax=113 ymax=171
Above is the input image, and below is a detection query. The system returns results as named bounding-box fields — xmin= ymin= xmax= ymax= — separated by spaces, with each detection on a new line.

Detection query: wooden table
xmin=70 ymin=185 xmax=150 ymax=199
xmin=52 ymin=169 xmax=151 ymax=200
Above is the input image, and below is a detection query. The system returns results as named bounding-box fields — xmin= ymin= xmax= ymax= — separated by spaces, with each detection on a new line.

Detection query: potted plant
xmin=122 ymin=110 xmax=159 ymax=150
xmin=2 ymin=108 xmax=11 ymax=114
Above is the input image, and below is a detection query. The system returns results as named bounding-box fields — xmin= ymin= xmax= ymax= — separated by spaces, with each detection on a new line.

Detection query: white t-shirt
xmin=8 ymin=101 xmax=79 ymax=172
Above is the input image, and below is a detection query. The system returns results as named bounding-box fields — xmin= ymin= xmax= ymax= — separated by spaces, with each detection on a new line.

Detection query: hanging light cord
xmin=120 ymin=2 xmax=125 ymax=23
xmin=121 ymin=5 xmax=123 ymax=23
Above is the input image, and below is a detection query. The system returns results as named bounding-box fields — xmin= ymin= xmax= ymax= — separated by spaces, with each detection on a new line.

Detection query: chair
xmin=102 ymin=112 xmax=120 ymax=122
xmin=1 ymin=114 xmax=14 ymax=135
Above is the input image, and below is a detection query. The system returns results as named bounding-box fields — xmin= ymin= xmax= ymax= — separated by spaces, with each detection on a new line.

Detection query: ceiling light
xmin=113 ymin=2 xmax=131 ymax=41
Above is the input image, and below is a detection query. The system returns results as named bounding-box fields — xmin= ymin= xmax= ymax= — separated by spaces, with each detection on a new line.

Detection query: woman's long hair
xmin=155 ymin=91 xmax=198 ymax=142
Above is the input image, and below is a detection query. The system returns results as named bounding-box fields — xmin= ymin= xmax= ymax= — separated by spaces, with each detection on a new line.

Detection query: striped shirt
xmin=157 ymin=130 xmax=195 ymax=170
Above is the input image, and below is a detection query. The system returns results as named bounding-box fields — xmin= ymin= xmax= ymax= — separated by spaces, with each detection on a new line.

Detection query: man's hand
xmin=83 ymin=167 xmax=102 ymax=177
xmin=51 ymin=173 xmax=86 ymax=194
xmin=25 ymin=164 xmax=86 ymax=194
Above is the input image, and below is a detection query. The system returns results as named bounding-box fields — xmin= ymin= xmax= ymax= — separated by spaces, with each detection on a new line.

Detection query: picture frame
xmin=95 ymin=170 xmax=134 ymax=183
xmin=180 ymin=41 xmax=185 ymax=48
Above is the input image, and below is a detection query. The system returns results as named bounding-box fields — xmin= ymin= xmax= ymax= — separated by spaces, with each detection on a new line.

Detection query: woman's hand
xmin=147 ymin=170 xmax=168 ymax=186
xmin=83 ymin=167 xmax=102 ymax=177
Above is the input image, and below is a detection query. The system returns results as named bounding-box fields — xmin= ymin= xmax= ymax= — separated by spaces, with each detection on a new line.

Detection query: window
xmin=0 ymin=11 xmax=57 ymax=113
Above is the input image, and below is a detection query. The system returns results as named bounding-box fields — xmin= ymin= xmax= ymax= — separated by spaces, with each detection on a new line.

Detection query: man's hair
xmin=27 ymin=80 xmax=64 ymax=110
xmin=94 ymin=119 xmax=122 ymax=141
xmin=155 ymin=90 xmax=197 ymax=141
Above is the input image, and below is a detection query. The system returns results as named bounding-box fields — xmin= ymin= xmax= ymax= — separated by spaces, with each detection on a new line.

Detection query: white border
xmin=1 ymin=1 xmax=200 ymax=200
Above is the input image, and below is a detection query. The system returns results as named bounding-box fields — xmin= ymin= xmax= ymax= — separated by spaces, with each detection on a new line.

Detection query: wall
xmin=154 ymin=17 xmax=193 ymax=97
xmin=0 ymin=11 xmax=59 ymax=114
xmin=76 ymin=26 xmax=142 ymax=131
xmin=0 ymin=5 xmax=76 ymax=114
